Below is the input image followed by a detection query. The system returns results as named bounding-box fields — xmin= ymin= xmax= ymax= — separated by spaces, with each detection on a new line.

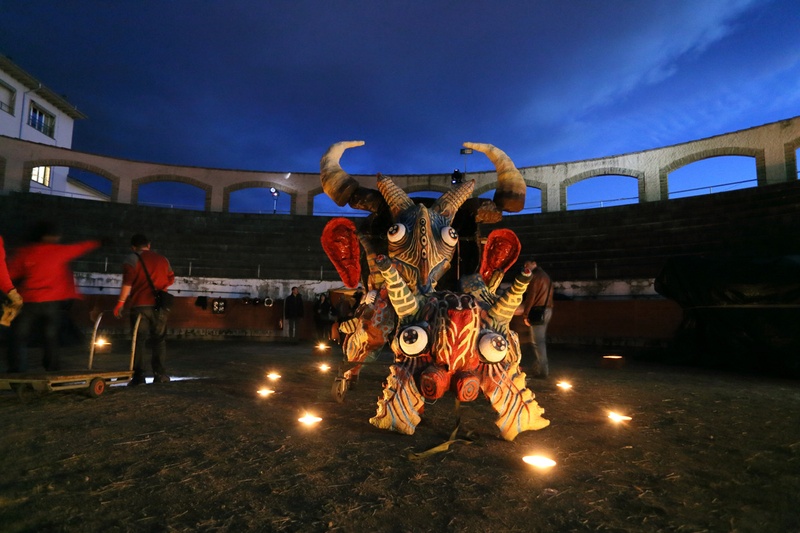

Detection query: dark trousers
xmin=512 ymin=308 xmax=553 ymax=378
xmin=8 ymin=301 xmax=62 ymax=372
xmin=130 ymin=306 xmax=169 ymax=378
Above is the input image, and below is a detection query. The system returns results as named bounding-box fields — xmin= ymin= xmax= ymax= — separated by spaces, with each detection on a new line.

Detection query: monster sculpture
xmin=320 ymin=141 xmax=549 ymax=440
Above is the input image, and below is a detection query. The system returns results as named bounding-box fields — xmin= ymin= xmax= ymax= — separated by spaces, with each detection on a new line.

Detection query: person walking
xmin=519 ymin=258 xmax=554 ymax=379
xmin=284 ymin=286 xmax=304 ymax=339
xmin=113 ymin=234 xmax=175 ymax=385
xmin=6 ymin=221 xmax=100 ymax=372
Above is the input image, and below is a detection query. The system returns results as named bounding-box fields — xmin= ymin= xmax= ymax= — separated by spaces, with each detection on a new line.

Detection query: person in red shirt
xmin=114 ymin=234 xmax=175 ymax=385
xmin=6 ymin=222 xmax=100 ymax=372
xmin=0 ymin=235 xmax=23 ymax=327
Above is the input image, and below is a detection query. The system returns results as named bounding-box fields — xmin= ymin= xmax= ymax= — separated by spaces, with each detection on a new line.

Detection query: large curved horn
xmin=377 ymin=174 xmax=414 ymax=218
xmin=431 ymin=179 xmax=475 ymax=219
xmin=463 ymin=142 xmax=525 ymax=213
xmin=320 ymin=140 xmax=365 ymax=207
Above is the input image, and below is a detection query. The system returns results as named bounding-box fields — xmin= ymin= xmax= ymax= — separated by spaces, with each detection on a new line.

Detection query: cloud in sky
xmin=1 ymin=0 xmax=797 ymax=181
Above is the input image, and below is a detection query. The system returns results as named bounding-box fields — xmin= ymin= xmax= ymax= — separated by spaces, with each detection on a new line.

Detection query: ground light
xmin=298 ymin=413 xmax=322 ymax=426
xmin=523 ymin=455 xmax=557 ymax=469
xmin=318 ymin=363 xmax=331 ymax=372
xmin=110 ymin=376 xmax=198 ymax=387
xmin=257 ymin=388 xmax=275 ymax=397
xmin=600 ymin=354 xmax=625 ymax=369
xmin=556 ymin=381 xmax=572 ymax=390
xmin=608 ymin=411 xmax=632 ymax=423
xmin=315 ymin=342 xmax=330 ymax=352
xmin=266 ymin=372 xmax=281 ymax=381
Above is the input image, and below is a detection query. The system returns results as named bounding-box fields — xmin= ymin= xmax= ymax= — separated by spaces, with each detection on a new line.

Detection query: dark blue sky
xmin=1 ymin=1 xmax=798 ymax=207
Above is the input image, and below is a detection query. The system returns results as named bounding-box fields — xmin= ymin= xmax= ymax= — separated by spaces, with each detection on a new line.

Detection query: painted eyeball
xmin=398 ymin=326 xmax=429 ymax=356
xmin=478 ymin=333 xmax=508 ymax=363
xmin=387 ymin=224 xmax=407 ymax=242
xmin=441 ymin=226 xmax=458 ymax=246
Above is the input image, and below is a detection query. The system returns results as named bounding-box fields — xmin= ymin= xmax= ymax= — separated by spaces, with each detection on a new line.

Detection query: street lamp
xmin=270 ymin=187 xmax=280 ymax=214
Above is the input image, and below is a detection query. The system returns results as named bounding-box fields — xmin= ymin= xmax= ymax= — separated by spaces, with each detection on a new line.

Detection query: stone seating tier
xmin=1 ymin=179 xmax=798 ymax=282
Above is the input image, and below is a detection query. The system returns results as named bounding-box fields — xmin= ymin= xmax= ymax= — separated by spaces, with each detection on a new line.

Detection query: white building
xmin=0 ymin=54 xmax=90 ymax=197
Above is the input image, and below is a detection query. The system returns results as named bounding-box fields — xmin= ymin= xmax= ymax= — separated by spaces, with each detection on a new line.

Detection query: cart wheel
xmin=13 ymin=383 xmax=35 ymax=403
xmin=88 ymin=377 xmax=106 ymax=398
xmin=331 ymin=377 xmax=348 ymax=403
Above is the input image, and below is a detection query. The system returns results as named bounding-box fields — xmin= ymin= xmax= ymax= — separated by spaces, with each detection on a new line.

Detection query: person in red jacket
xmin=0 ymin=235 xmax=23 ymax=327
xmin=6 ymin=222 xmax=100 ymax=372
xmin=114 ymin=234 xmax=175 ymax=385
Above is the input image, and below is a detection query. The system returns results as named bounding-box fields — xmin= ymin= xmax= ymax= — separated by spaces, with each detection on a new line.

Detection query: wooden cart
xmin=0 ymin=312 xmax=142 ymax=401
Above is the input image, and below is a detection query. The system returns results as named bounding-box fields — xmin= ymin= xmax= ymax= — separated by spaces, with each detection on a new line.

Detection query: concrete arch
xmin=21 ymin=158 xmax=122 ymax=198
xmin=222 ymin=180 xmax=298 ymax=213
xmin=561 ymin=168 xmax=644 ymax=211
xmin=659 ymin=148 xmax=765 ymax=199
xmin=474 ymin=181 xmax=546 ymax=213
xmin=132 ymin=174 xmax=213 ymax=210
xmin=2 ymin=115 xmax=800 ymax=214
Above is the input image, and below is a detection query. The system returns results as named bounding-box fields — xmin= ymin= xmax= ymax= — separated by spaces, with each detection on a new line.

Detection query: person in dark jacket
xmin=313 ymin=293 xmax=333 ymax=342
xmin=518 ymin=258 xmax=554 ymax=379
xmin=284 ymin=286 xmax=304 ymax=339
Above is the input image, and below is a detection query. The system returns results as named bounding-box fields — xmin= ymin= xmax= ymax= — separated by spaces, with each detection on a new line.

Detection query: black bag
xmin=527 ymin=306 xmax=547 ymax=325
xmin=155 ymin=290 xmax=175 ymax=312
xmin=526 ymin=280 xmax=552 ymax=326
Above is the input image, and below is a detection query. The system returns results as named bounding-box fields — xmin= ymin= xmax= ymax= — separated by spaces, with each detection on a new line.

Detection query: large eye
xmin=441 ymin=226 xmax=458 ymax=246
xmin=398 ymin=326 xmax=429 ymax=355
xmin=479 ymin=333 xmax=508 ymax=363
xmin=387 ymin=224 xmax=407 ymax=243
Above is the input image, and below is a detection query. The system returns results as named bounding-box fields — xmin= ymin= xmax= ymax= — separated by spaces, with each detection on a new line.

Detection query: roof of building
xmin=0 ymin=54 xmax=87 ymax=120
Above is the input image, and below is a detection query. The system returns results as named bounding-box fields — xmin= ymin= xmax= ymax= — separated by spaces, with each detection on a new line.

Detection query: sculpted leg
xmin=370 ymin=364 xmax=425 ymax=435
xmin=481 ymin=362 xmax=550 ymax=441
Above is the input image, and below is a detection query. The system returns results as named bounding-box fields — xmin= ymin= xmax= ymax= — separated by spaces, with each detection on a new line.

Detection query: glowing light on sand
xmin=603 ymin=355 xmax=623 ymax=360
xmin=608 ymin=411 xmax=632 ymax=423
xmin=267 ymin=372 xmax=281 ymax=381
xmin=316 ymin=342 xmax=330 ymax=351
xmin=298 ymin=413 xmax=322 ymax=425
xmin=556 ymin=381 xmax=572 ymax=390
xmin=319 ymin=363 xmax=331 ymax=372
xmin=94 ymin=338 xmax=109 ymax=347
xmin=523 ymin=455 xmax=557 ymax=469
xmin=257 ymin=388 xmax=275 ymax=397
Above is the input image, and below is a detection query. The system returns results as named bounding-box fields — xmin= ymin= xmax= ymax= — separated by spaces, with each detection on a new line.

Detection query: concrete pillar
xmin=2 ymin=157 xmax=25 ymax=192
xmin=294 ymin=191 xmax=309 ymax=215
xmin=209 ymin=187 xmax=224 ymax=212
xmin=765 ymin=138 xmax=790 ymax=184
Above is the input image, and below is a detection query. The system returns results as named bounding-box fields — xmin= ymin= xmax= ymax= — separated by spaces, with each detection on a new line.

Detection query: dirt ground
xmin=1 ymin=339 xmax=799 ymax=533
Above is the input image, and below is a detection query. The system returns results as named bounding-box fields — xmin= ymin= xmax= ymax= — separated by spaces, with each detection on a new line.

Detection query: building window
xmin=28 ymin=102 xmax=55 ymax=137
xmin=0 ymin=81 xmax=15 ymax=115
xmin=31 ymin=166 xmax=51 ymax=187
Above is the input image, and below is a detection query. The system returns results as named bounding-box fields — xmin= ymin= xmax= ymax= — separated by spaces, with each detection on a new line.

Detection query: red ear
xmin=321 ymin=218 xmax=361 ymax=288
xmin=480 ymin=229 xmax=521 ymax=283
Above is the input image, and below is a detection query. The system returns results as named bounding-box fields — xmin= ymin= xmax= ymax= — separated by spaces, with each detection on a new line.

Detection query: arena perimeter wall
xmin=2 ymin=179 xmax=799 ymax=349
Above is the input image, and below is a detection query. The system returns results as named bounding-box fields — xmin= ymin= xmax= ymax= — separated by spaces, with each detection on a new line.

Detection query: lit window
xmin=28 ymin=102 xmax=55 ymax=137
xmin=0 ymin=81 xmax=14 ymax=115
xmin=31 ymin=166 xmax=51 ymax=187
